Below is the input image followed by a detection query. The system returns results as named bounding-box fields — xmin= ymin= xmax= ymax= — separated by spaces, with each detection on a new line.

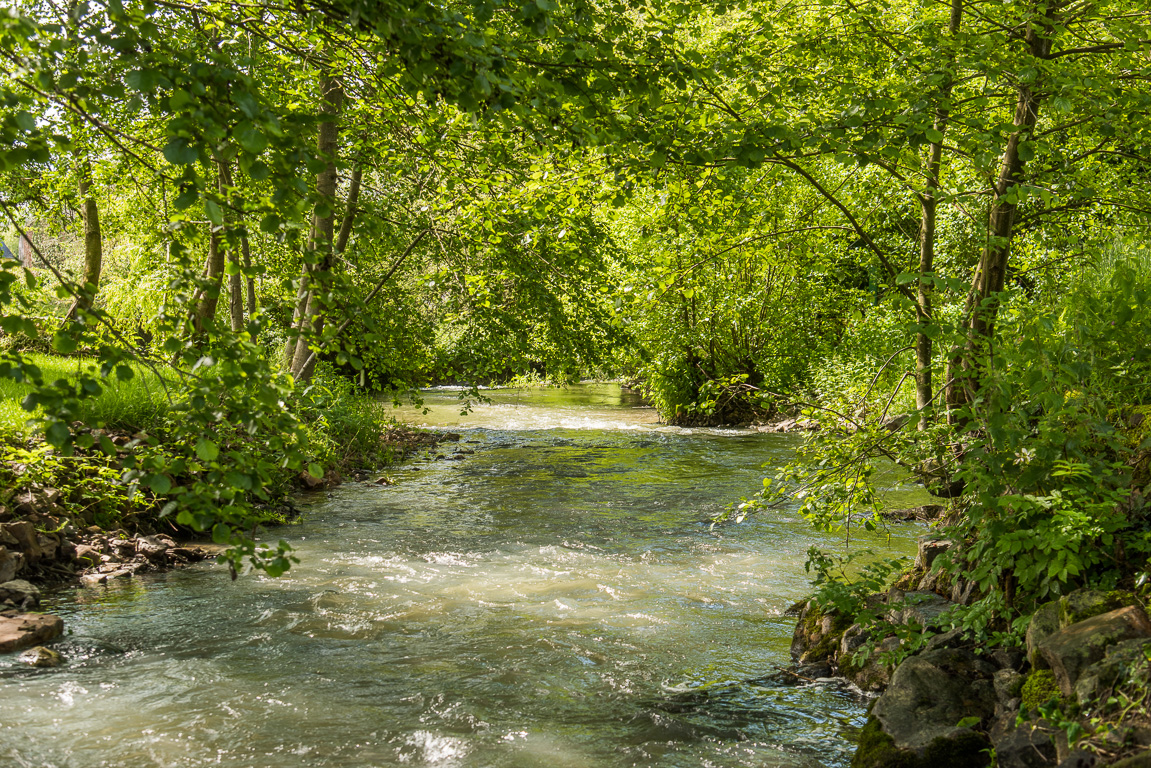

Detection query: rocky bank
xmin=790 ymin=537 xmax=1151 ymax=767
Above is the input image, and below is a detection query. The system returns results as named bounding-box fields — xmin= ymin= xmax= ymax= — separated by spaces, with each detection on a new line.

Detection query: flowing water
xmin=2 ymin=384 xmax=924 ymax=768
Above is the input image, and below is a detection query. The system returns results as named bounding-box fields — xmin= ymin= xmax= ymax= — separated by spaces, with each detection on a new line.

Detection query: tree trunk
xmin=335 ymin=165 xmax=362 ymax=258
xmin=62 ymin=161 xmax=103 ymax=324
xmin=947 ymin=3 xmax=1053 ymax=417
xmin=192 ymin=165 xmax=228 ymax=336
xmin=290 ymin=74 xmax=343 ymax=383
xmin=913 ymin=0 xmax=962 ymax=424
xmin=217 ymin=161 xmax=245 ymax=334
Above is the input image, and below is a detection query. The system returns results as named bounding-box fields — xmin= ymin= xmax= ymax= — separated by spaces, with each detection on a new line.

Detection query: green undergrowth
xmin=0 ymin=353 xmax=406 ymax=558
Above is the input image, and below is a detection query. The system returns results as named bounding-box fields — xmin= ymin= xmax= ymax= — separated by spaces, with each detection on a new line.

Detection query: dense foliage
xmin=1 ymin=0 xmax=1150 ymax=604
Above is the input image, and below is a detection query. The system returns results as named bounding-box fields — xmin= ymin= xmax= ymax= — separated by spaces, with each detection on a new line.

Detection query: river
xmin=2 ymin=383 xmax=921 ymax=768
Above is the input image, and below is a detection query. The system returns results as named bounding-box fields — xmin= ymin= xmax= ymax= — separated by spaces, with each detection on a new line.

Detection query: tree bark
xmin=62 ymin=161 xmax=103 ymax=324
xmin=290 ymin=73 xmax=343 ymax=382
xmin=192 ymin=165 xmax=228 ymax=336
xmin=913 ymin=0 xmax=962 ymax=424
xmin=218 ymin=161 xmax=245 ymax=334
xmin=947 ymin=2 xmax=1053 ymax=417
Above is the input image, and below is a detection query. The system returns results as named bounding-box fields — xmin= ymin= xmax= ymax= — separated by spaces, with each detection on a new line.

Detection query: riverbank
xmin=787 ymin=534 xmax=1151 ymax=767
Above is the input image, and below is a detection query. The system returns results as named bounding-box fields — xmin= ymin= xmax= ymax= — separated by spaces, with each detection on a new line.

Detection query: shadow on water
xmin=1 ymin=384 xmax=922 ymax=768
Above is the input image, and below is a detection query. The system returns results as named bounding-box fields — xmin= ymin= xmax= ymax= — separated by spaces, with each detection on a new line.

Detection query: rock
xmin=373 ymin=476 xmax=393 ymax=486
xmin=80 ymin=572 xmax=108 ymax=587
xmin=870 ymin=648 xmax=997 ymax=752
xmin=852 ymin=713 xmax=991 ymax=768
xmin=0 ymin=545 xmax=16 ymax=583
xmin=17 ymin=645 xmax=63 ymax=667
xmin=915 ymin=537 xmax=950 ymax=572
xmin=990 ymin=648 xmax=1027 ymax=672
xmin=0 ymin=521 xmax=42 ymax=563
xmin=1037 ymin=606 xmax=1151 ymax=698
xmin=1111 ymin=751 xmax=1151 ymax=768
xmin=1057 ymin=751 xmax=1098 ymax=768
xmin=843 ymin=635 xmax=901 ymax=692
xmin=995 ymin=724 xmax=1058 ymax=768
xmin=37 ymin=533 xmax=59 ymax=561
xmin=0 ymin=579 xmax=40 ymax=609
xmin=1072 ymin=638 xmax=1151 ymax=706
xmin=135 ymin=535 xmax=171 ymax=561
xmin=884 ymin=504 xmax=946 ymax=522
xmin=950 ymin=577 xmax=981 ymax=606
xmin=73 ymin=544 xmax=101 ymax=566
xmin=880 ymin=414 xmax=910 ymax=431
xmin=926 ymin=628 xmax=967 ymax=652
xmin=790 ymin=601 xmax=851 ymax=664
xmin=1059 ymin=589 xmax=1135 ymax=627
xmin=993 ymin=668 xmax=1025 ymax=709
xmin=887 ymin=591 xmax=954 ymax=629
xmin=0 ymin=612 xmax=64 ymax=653
xmin=1027 ymin=601 xmax=1061 ymax=670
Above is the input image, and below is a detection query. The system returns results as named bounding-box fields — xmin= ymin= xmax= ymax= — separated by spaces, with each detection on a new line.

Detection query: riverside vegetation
xmin=2 ymin=0 xmax=1151 ymax=765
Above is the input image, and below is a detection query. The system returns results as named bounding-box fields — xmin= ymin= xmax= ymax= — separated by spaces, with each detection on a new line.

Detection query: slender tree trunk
xmin=913 ymin=0 xmax=962 ymax=424
xmin=217 ymin=161 xmax=245 ymax=333
xmin=335 ymin=165 xmax=362 ymax=258
xmin=63 ymin=161 xmax=103 ymax=324
xmin=192 ymin=166 xmax=228 ymax=335
xmin=946 ymin=2 xmax=1053 ymax=419
xmin=242 ymin=234 xmax=256 ymax=319
xmin=290 ymin=74 xmax=343 ymax=382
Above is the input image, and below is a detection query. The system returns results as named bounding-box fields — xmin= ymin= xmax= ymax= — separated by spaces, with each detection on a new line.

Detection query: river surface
xmin=2 ymin=384 xmax=922 ymax=768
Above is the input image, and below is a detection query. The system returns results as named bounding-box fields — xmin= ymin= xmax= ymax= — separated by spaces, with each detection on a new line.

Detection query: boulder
xmin=994 ymin=724 xmax=1058 ymax=768
xmin=1057 ymin=751 xmax=1098 ymax=768
xmin=0 ymin=545 xmax=17 ymax=583
xmin=1072 ymin=638 xmax=1151 ymax=706
xmin=73 ymin=544 xmax=101 ymax=567
xmin=841 ymin=633 xmax=900 ymax=692
xmin=790 ymin=601 xmax=851 ymax=664
xmin=17 ymin=645 xmax=63 ymax=667
xmin=884 ymin=505 xmax=946 ymax=522
xmin=136 ymin=535 xmax=171 ymax=561
xmin=1111 ymin=751 xmax=1151 ymax=768
xmin=868 ymin=647 xmax=997 ymax=758
xmin=1036 ymin=606 xmax=1151 ymax=698
xmin=993 ymin=668 xmax=1025 ymax=710
xmin=915 ymin=537 xmax=951 ymax=571
xmin=1027 ymin=601 xmax=1061 ymax=670
xmin=0 ymin=579 xmax=40 ymax=609
xmin=0 ymin=612 xmax=64 ymax=653
xmin=0 ymin=521 xmax=42 ymax=563
xmin=887 ymin=591 xmax=954 ymax=629
xmin=1058 ymin=589 xmax=1135 ymax=627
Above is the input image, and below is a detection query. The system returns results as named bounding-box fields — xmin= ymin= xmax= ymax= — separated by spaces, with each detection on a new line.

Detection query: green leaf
xmin=204 ymin=199 xmax=224 ymax=226
xmin=163 ymin=137 xmax=199 ymax=165
xmin=148 ymin=474 xmax=173 ymax=495
xmin=307 ymin=462 xmax=324 ymax=479
xmin=45 ymin=421 xmax=70 ymax=447
xmin=195 ymin=438 xmax=219 ymax=462
xmin=99 ymin=435 xmax=118 ymax=455
xmin=51 ymin=330 xmax=78 ymax=354
xmin=925 ymin=128 xmax=944 ymax=144
xmin=235 ymin=121 xmax=268 ymax=154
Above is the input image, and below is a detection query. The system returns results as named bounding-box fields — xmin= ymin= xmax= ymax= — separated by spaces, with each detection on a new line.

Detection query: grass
xmin=0 ymin=352 xmax=171 ymax=436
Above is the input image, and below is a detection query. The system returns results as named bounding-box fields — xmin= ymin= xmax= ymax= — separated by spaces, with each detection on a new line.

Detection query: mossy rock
xmin=1020 ymin=669 xmax=1063 ymax=712
xmin=1059 ymin=589 xmax=1137 ymax=628
xmin=793 ymin=603 xmax=853 ymax=664
xmin=851 ymin=717 xmax=990 ymax=768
